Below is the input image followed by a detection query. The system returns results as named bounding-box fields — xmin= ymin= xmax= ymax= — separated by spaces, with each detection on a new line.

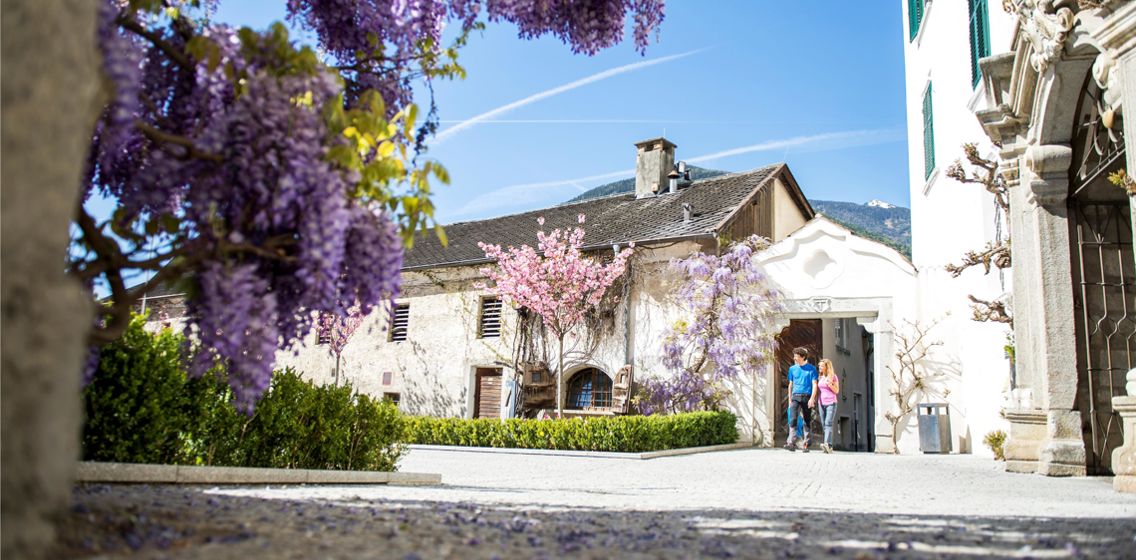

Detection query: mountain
xmin=565 ymin=165 xmax=731 ymax=202
xmin=810 ymin=199 xmax=911 ymax=258
xmin=566 ymin=167 xmax=911 ymax=258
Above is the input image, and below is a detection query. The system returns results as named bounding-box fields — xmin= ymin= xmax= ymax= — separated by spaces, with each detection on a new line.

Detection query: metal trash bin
xmin=917 ymin=403 xmax=952 ymax=454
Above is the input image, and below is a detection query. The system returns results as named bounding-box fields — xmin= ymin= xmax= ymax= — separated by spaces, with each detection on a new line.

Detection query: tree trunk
xmin=557 ymin=334 xmax=565 ymax=418
xmin=2 ymin=2 xmax=101 ymax=558
xmin=334 ymin=354 xmax=341 ymax=386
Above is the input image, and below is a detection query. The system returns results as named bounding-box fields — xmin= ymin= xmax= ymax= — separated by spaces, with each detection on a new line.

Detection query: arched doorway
xmin=1068 ymin=71 xmax=1136 ymax=474
xmin=566 ymin=368 xmax=612 ymax=410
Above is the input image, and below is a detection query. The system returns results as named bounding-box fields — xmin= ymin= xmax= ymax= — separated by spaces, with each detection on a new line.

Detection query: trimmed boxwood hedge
xmin=83 ymin=316 xmax=405 ymax=471
xmin=404 ymin=411 xmax=738 ymax=453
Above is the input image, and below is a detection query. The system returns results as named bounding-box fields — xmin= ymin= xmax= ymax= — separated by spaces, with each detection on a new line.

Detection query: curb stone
xmin=407 ymin=441 xmax=751 ymax=460
xmin=75 ymin=462 xmax=441 ymax=485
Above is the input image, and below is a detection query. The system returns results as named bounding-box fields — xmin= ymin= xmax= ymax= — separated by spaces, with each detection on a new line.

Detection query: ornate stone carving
xmin=805 ymin=296 xmax=832 ymax=313
xmin=1009 ymin=0 xmax=1079 ymax=73
xmin=1024 ymin=143 xmax=1074 ymax=205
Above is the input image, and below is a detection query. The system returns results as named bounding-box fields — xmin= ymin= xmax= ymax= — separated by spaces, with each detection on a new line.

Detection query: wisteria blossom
xmin=74 ymin=0 xmax=664 ymax=411
xmin=478 ymin=214 xmax=633 ymax=416
xmin=637 ymin=235 xmax=783 ymax=416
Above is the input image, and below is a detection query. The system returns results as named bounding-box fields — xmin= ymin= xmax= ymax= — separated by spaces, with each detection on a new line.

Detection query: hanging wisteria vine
xmin=73 ymin=0 xmax=665 ymax=411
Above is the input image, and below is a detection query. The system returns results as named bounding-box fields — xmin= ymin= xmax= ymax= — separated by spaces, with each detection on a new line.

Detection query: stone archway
xmin=976 ymin=1 xmax=1136 ymax=477
xmin=766 ymin=297 xmax=896 ymax=453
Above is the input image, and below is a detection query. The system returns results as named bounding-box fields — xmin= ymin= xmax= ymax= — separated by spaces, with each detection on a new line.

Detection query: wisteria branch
xmin=945 ymin=241 xmax=1011 ymax=277
xmin=968 ymin=295 xmax=1014 ymax=326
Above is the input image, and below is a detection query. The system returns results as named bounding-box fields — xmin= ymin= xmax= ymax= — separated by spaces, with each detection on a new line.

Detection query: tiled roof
xmin=405 ymin=164 xmax=786 ymax=269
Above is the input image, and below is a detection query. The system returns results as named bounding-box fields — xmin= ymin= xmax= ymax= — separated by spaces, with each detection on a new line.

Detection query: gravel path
xmin=59 ymin=448 xmax=1136 ymax=558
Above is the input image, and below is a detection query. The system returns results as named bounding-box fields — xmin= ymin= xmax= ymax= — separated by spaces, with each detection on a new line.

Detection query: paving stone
xmin=58 ymin=449 xmax=1136 ymax=559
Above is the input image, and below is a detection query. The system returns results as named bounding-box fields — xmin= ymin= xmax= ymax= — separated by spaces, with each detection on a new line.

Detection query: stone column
xmin=1092 ymin=1 xmax=1136 ymax=492
xmin=1003 ymin=409 xmax=1047 ymax=473
xmin=1022 ymin=143 xmax=1087 ymax=477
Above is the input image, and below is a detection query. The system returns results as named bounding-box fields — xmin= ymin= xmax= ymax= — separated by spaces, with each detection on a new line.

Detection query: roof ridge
xmin=443 ymin=164 xmax=784 ymax=229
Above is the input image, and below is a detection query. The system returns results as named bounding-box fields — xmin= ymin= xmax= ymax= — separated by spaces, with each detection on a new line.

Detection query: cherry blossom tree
xmin=317 ymin=307 xmax=366 ymax=385
xmin=478 ymin=215 xmax=633 ymax=417
xmin=636 ymin=235 xmax=783 ymax=415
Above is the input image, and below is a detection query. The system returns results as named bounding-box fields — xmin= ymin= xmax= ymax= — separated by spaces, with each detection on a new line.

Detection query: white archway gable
xmin=755 ymin=215 xmax=916 ymax=300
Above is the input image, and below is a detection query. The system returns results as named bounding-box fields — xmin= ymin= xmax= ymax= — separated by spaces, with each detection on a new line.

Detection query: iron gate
xmin=1070 ymin=201 xmax=1134 ymax=474
xmin=1069 ymin=72 xmax=1135 ymax=474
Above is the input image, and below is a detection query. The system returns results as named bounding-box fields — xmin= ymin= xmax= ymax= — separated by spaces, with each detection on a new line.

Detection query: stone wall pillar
xmin=1021 ymin=144 xmax=1088 ymax=476
xmin=1003 ymin=409 xmax=1046 ymax=473
xmin=1092 ymin=1 xmax=1136 ymax=492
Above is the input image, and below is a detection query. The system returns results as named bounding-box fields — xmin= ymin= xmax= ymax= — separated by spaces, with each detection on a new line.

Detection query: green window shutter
xmin=923 ymin=85 xmax=936 ymax=179
xmin=969 ymin=0 xmax=991 ymax=86
xmin=909 ymin=0 xmax=925 ymax=42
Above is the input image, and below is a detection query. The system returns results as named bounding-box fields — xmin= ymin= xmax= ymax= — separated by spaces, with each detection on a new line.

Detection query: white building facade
xmin=901 ymin=0 xmax=1019 ymax=456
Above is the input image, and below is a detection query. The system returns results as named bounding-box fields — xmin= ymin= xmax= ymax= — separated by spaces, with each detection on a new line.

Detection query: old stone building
xmin=261 ymin=138 xmax=937 ymax=452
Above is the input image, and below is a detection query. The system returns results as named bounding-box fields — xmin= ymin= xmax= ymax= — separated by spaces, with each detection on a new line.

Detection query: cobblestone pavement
xmin=60 ymin=448 xmax=1136 ymax=559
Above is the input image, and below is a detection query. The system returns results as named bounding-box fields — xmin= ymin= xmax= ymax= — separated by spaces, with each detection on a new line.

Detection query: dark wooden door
xmin=774 ymin=319 xmax=822 ymax=442
xmin=474 ymin=368 xmax=502 ymax=419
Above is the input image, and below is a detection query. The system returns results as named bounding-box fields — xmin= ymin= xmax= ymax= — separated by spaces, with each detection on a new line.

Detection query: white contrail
xmin=685 ymin=129 xmax=901 ymax=163
xmin=433 ymin=49 xmax=704 ymax=144
xmin=437 ymin=118 xmax=737 ymax=124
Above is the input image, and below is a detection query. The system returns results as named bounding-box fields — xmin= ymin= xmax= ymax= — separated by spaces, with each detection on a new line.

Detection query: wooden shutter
xmin=908 ymin=0 xmax=924 ymax=42
xmin=389 ymin=304 xmax=410 ymax=341
xmin=474 ymin=369 xmax=502 ymax=418
xmin=922 ymin=84 xmax=936 ymax=179
xmin=969 ymin=0 xmax=990 ymax=86
xmin=478 ymin=297 xmax=502 ymax=338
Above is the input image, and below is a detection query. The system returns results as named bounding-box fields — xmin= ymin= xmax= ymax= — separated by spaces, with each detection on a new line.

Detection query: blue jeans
xmin=786 ymin=394 xmax=812 ymax=445
xmin=820 ymin=403 xmax=837 ymax=446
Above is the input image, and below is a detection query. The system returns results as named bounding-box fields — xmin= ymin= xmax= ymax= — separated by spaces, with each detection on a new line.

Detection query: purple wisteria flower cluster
xmin=76 ymin=0 xmax=663 ymax=412
xmin=637 ymin=235 xmax=784 ymax=415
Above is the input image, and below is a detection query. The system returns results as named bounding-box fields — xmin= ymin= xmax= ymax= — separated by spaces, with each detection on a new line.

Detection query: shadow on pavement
xmin=57 ymin=484 xmax=1135 ymax=559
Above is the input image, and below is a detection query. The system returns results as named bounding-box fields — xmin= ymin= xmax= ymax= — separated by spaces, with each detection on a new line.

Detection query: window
xmin=478 ymin=297 xmax=502 ymax=338
xmin=908 ymin=0 xmax=926 ymax=42
xmin=922 ymin=84 xmax=936 ymax=179
xmin=389 ymin=304 xmax=409 ymax=342
xmin=567 ymin=368 xmax=613 ymax=409
xmin=383 ymin=392 xmax=400 ymax=407
xmin=382 ymin=371 xmax=393 ymax=385
xmin=531 ymin=370 xmax=543 ymax=383
xmin=968 ymin=0 xmax=990 ymax=86
xmin=835 ymin=319 xmax=846 ymax=350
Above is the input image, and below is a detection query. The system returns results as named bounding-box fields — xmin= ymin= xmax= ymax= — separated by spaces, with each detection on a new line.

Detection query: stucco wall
xmin=772 ymin=178 xmax=808 ymax=242
xmin=900 ymin=0 xmax=1016 ymax=457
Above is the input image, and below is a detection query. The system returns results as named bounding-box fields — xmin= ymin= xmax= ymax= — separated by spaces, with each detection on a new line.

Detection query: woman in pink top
xmin=817 ymin=359 xmax=840 ymax=454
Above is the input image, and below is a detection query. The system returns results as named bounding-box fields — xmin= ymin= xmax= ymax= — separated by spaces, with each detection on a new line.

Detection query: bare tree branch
xmin=884 ymin=319 xmax=947 ymax=454
xmin=945 ymin=241 xmax=1011 ymax=277
xmin=968 ymin=295 xmax=1014 ymax=326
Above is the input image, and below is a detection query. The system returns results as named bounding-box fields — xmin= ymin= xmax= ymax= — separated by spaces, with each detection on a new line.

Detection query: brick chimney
xmin=634 ymin=137 xmax=676 ymax=198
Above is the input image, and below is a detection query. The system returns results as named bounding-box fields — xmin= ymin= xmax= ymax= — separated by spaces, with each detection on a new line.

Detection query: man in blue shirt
xmin=784 ymin=346 xmax=818 ymax=452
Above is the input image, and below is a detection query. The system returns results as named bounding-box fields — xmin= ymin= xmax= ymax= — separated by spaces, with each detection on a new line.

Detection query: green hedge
xmin=83 ymin=316 xmax=405 ymax=471
xmin=404 ymin=411 xmax=738 ymax=453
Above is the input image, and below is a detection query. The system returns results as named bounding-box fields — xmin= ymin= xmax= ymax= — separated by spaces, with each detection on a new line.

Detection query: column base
xmin=1111 ymin=395 xmax=1136 ymax=493
xmin=1003 ymin=409 xmax=1046 ymax=474
xmin=1037 ymin=410 xmax=1087 ymax=477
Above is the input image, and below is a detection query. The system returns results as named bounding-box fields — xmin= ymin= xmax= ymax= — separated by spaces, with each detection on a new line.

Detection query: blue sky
xmin=220 ymin=1 xmax=911 ymax=223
